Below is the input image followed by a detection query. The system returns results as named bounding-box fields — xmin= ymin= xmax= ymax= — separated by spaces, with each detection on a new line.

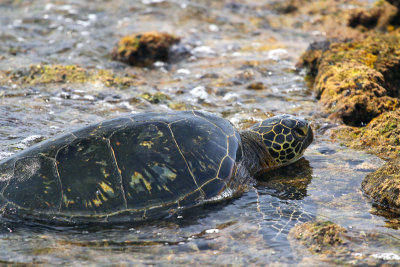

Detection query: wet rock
xmin=387 ymin=0 xmax=400 ymax=25
xmin=289 ymin=221 xmax=400 ymax=265
xmin=0 ymin=65 xmax=138 ymax=89
xmin=140 ymin=91 xmax=171 ymax=104
xmin=246 ymin=82 xmax=266 ymax=90
xmin=347 ymin=1 xmax=398 ymax=31
xmin=295 ymin=40 xmax=331 ymax=77
xmin=362 ymin=158 xmax=400 ymax=212
xmin=288 ymin=221 xmax=348 ymax=255
xmin=332 ymin=109 xmax=400 ymax=159
xmin=268 ymin=0 xmax=306 ymax=14
xmin=265 ymin=0 xmax=368 ymax=40
xmin=111 ymin=32 xmax=180 ymax=67
xmin=298 ymin=33 xmax=400 ymax=126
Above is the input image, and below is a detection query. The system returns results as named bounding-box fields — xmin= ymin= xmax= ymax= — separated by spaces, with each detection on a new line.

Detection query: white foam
xmin=371 ymin=252 xmax=400 ymax=261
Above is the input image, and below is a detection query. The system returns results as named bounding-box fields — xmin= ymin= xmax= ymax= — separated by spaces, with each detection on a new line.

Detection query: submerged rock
xmin=111 ymin=32 xmax=180 ymax=67
xmin=289 ymin=220 xmax=400 ymax=265
xmin=362 ymin=158 xmax=400 ymax=212
xmin=288 ymin=221 xmax=348 ymax=255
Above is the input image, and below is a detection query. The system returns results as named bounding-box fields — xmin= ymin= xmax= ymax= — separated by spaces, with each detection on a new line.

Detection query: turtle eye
xmin=293 ymin=127 xmax=306 ymax=138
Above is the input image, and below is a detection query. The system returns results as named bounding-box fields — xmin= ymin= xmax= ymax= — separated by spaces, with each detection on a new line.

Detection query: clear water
xmin=0 ymin=0 xmax=398 ymax=265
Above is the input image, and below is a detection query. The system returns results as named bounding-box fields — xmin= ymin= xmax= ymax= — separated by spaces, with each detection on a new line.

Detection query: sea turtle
xmin=0 ymin=111 xmax=313 ymax=223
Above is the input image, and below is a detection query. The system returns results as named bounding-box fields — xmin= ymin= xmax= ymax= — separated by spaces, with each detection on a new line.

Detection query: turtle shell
xmin=0 ymin=111 xmax=242 ymax=223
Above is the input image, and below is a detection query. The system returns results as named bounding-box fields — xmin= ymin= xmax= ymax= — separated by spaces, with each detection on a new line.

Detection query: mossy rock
xmin=288 ymin=221 xmax=348 ymax=255
xmin=267 ymin=0 xmax=307 ymax=14
xmin=362 ymin=158 xmax=400 ymax=211
xmin=347 ymin=0 xmax=398 ymax=31
xmin=246 ymin=82 xmax=266 ymax=90
xmin=298 ymin=32 xmax=400 ymax=126
xmin=295 ymin=40 xmax=331 ymax=78
xmin=0 ymin=64 xmax=138 ymax=89
xmin=332 ymin=109 xmax=400 ymax=159
xmin=140 ymin=92 xmax=171 ymax=104
xmin=111 ymin=32 xmax=180 ymax=67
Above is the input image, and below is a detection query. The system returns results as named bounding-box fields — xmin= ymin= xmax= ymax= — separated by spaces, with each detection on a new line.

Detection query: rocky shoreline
xmin=296 ymin=0 xmax=400 ymax=212
xmin=284 ymin=0 xmax=400 ymax=261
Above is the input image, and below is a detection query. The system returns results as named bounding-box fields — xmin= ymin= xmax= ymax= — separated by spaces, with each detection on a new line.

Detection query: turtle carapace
xmin=0 ymin=111 xmax=313 ymax=223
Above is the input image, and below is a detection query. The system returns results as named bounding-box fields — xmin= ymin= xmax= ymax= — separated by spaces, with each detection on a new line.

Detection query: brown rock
xmin=111 ymin=32 xmax=180 ymax=66
xmin=246 ymin=82 xmax=266 ymax=90
xmin=362 ymin=158 xmax=400 ymax=211
xmin=288 ymin=221 xmax=348 ymax=254
xmin=348 ymin=1 xmax=398 ymax=30
xmin=298 ymin=33 xmax=400 ymax=126
xmin=332 ymin=109 xmax=400 ymax=159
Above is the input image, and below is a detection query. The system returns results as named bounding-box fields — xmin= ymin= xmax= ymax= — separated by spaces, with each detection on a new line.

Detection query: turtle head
xmin=242 ymin=114 xmax=313 ymax=175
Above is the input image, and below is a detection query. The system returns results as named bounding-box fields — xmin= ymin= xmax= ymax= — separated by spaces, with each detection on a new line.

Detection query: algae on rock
xmin=0 ymin=64 xmax=139 ymax=89
xmin=362 ymin=158 xmax=400 ymax=211
xmin=298 ymin=33 xmax=400 ymax=126
xmin=111 ymin=32 xmax=180 ymax=67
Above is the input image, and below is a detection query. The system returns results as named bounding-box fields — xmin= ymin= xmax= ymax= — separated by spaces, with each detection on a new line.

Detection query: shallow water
xmin=0 ymin=0 xmax=398 ymax=265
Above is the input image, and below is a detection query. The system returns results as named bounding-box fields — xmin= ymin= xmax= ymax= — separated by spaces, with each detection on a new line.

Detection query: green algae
xmin=289 ymin=221 xmax=348 ymax=254
xmin=362 ymin=158 xmax=400 ymax=211
xmin=111 ymin=32 xmax=180 ymax=67
xmin=298 ymin=32 xmax=400 ymax=126
xmin=0 ymin=64 xmax=139 ymax=89
xmin=332 ymin=109 xmax=400 ymax=159
xmin=140 ymin=91 xmax=171 ymax=104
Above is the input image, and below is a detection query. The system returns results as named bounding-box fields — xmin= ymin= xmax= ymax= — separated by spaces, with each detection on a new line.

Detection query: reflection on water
xmin=0 ymin=0 xmax=398 ymax=265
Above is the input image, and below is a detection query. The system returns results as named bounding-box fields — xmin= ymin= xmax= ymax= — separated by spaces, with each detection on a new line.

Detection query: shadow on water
xmin=257 ymin=157 xmax=313 ymax=200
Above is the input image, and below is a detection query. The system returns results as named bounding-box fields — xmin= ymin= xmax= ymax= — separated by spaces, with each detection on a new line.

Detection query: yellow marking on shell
xmin=130 ymin=172 xmax=152 ymax=192
xmin=193 ymin=135 xmax=204 ymax=144
xmin=132 ymin=171 xmax=144 ymax=180
xmin=95 ymin=160 xmax=107 ymax=166
xmin=99 ymin=181 xmax=114 ymax=196
xmin=63 ymin=195 xmax=75 ymax=207
xmin=101 ymin=168 xmax=110 ymax=178
xmin=163 ymin=167 xmax=177 ymax=181
xmin=151 ymin=163 xmax=177 ymax=181
xmin=157 ymin=130 xmax=164 ymax=137
xmin=142 ymin=178 xmax=152 ymax=191
xmin=92 ymin=197 xmax=102 ymax=207
xmin=140 ymin=140 xmax=154 ymax=149
xmin=163 ymin=184 xmax=173 ymax=194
